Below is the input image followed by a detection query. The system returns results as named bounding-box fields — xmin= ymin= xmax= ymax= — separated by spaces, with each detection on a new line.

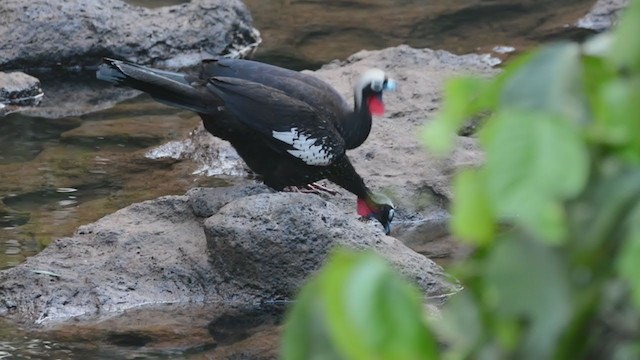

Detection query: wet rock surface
xmin=0 ymin=0 xmax=260 ymax=70
xmin=147 ymin=123 xmax=248 ymax=178
xmin=577 ymin=0 xmax=629 ymax=31
xmin=0 ymin=72 xmax=43 ymax=116
xmin=0 ymin=186 xmax=454 ymax=327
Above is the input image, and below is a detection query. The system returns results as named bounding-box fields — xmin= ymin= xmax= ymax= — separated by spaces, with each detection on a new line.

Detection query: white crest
xmin=354 ymin=68 xmax=386 ymax=110
xmin=272 ymin=128 xmax=333 ymax=166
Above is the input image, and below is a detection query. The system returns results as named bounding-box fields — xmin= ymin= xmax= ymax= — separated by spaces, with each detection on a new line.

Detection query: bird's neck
xmin=341 ymin=103 xmax=372 ymax=150
xmin=327 ymin=156 xmax=370 ymax=199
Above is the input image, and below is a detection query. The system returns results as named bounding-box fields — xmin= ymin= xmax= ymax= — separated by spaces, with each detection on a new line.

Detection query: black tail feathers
xmin=96 ymin=58 xmax=218 ymax=113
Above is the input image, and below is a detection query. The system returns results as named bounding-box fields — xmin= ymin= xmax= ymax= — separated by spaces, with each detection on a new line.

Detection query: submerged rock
xmin=0 ymin=71 xmax=43 ymax=116
xmin=0 ymin=185 xmax=455 ymax=326
xmin=0 ymin=0 xmax=260 ymax=70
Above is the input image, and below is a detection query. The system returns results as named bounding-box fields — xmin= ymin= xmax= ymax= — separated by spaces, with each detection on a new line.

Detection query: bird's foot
xmin=283 ymin=183 xmax=338 ymax=195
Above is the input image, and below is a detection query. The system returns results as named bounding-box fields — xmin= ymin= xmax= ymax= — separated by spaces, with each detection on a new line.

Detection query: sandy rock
xmin=0 ymin=186 xmax=453 ymax=326
xmin=577 ymin=0 xmax=629 ymax=32
xmin=0 ymin=71 xmax=43 ymax=116
xmin=0 ymin=0 xmax=260 ymax=70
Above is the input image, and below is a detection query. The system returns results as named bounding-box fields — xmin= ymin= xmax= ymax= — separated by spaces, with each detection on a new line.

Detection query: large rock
xmin=0 ymin=0 xmax=261 ymax=70
xmin=0 ymin=185 xmax=454 ymax=326
xmin=204 ymin=189 xmax=453 ymax=301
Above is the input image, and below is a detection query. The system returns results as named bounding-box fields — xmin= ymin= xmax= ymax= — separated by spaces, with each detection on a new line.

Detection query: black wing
xmin=200 ymin=59 xmax=350 ymax=120
xmin=205 ymin=77 xmax=346 ymax=167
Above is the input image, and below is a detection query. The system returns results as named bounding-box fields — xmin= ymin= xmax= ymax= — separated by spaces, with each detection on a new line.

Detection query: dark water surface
xmin=0 ymin=0 xmax=597 ymax=358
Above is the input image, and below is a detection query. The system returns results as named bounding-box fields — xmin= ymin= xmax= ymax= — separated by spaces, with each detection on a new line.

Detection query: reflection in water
xmin=0 ymin=303 xmax=284 ymax=359
xmin=0 ymin=113 xmax=80 ymax=164
xmin=244 ymin=0 xmax=595 ymax=69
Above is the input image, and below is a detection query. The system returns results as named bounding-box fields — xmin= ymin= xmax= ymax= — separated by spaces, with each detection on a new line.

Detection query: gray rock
xmin=188 ymin=184 xmax=270 ymax=218
xmin=577 ymin=0 xmax=629 ymax=32
xmin=205 ymin=192 xmax=455 ymax=301
xmin=0 ymin=71 xmax=43 ymax=116
xmin=0 ymin=0 xmax=261 ymax=70
xmin=0 ymin=186 xmax=454 ymax=326
xmin=0 ymin=195 xmax=218 ymax=325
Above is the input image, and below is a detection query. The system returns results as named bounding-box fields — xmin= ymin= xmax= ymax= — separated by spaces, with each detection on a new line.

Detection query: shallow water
xmin=0 ymin=0 xmax=599 ymax=357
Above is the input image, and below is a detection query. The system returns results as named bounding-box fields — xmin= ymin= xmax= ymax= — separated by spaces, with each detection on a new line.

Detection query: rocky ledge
xmin=0 ymin=0 xmax=261 ymax=71
xmin=0 ymin=184 xmax=455 ymax=326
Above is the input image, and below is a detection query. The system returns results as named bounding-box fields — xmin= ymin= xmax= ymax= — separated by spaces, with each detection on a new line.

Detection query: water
xmin=0 ymin=93 xmax=226 ymax=270
xmin=0 ymin=303 xmax=284 ymax=359
xmin=0 ymin=0 xmax=598 ymax=357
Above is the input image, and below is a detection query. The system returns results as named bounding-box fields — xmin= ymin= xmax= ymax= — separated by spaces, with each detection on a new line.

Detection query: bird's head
xmin=354 ymin=69 xmax=396 ymax=117
xmin=357 ymin=191 xmax=396 ymax=235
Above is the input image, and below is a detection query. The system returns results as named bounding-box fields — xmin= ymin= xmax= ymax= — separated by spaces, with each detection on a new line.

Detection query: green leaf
xmin=281 ymin=278 xmax=343 ymax=360
xmin=610 ymin=0 xmax=640 ymax=71
xmin=282 ymin=251 xmax=439 ymax=360
xmin=450 ymin=168 xmax=496 ymax=246
xmin=485 ymin=236 xmax=572 ymax=359
xmin=500 ymin=42 xmax=588 ymax=125
xmin=581 ymin=54 xmax=616 ymax=111
xmin=592 ymin=78 xmax=640 ymax=162
xmin=617 ymin=204 xmax=640 ymax=311
xmin=480 ymin=109 xmax=589 ymax=243
xmin=423 ymin=76 xmax=496 ymax=154
xmin=438 ymin=290 xmax=483 ymax=359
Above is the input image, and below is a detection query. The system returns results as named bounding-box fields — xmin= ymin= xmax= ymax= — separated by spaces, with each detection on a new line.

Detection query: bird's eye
xmin=388 ymin=208 xmax=395 ymax=221
xmin=370 ymin=80 xmax=383 ymax=92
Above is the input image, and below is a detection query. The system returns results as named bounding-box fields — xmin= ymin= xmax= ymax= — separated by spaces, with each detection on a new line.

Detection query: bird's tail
xmin=96 ymin=58 xmax=218 ymax=113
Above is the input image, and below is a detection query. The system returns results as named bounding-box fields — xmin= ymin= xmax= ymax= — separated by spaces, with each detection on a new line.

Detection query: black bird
xmin=97 ymin=58 xmax=396 ymax=233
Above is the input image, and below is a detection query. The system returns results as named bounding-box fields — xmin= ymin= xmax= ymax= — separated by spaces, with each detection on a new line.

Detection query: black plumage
xmin=97 ymin=58 xmax=396 ymax=233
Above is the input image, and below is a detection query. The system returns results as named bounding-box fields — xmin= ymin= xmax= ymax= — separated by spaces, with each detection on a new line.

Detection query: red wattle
xmin=367 ymin=96 xmax=385 ymax=116
xmin=357 ymin=198 xmax=373 ymax=217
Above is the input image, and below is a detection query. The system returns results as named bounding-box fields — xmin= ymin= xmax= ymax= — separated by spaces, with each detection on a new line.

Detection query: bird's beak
xmin=383 ymin=222 xmax=391 ymax=235
xmin=384 ymin=79 xmax=397 ymax=92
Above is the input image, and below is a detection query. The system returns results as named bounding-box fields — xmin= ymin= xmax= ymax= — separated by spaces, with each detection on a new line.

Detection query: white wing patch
xmin=272 ymin=128 xmax=333 ymax=166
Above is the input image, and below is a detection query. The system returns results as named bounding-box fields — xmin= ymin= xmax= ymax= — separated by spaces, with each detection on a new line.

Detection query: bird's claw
xmin=283 ymin=183 xmax=338 ymax=195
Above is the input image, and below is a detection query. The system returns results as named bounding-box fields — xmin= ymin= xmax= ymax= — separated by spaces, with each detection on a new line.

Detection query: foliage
xmin=281 ymin=250 xmax=439 ymax=360
xmin=281 ymin=1 xmax=640 ymax=359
